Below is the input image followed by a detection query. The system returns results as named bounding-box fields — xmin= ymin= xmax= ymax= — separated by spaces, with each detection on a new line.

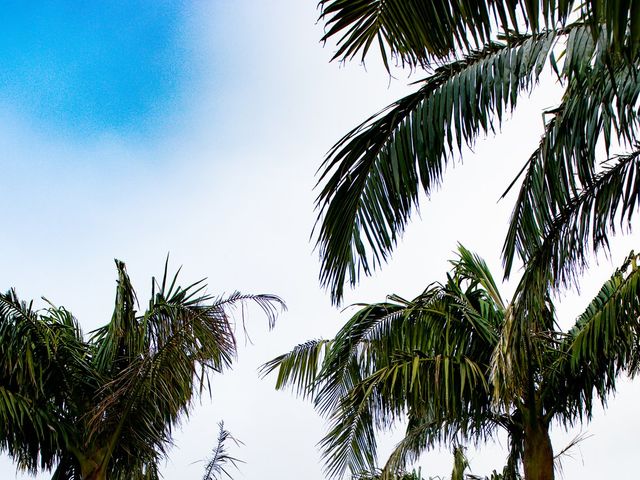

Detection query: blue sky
xmin=0 ymin=1 xmax=192 ymax=138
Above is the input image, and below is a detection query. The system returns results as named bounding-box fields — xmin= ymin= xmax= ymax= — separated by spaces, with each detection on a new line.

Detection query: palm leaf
xmin=549 ymin=251 xmax=640 ymax=423
xmin=506 ymin=146 xmax=640 ymax=319
xmin=260 ymin=339 xmax=333 ymax=398
xmin=315 ymin=30 xmax=559 ymax=303
xmin=502 ymin=45 xmax=640 ymax=286
xmin=319 ymin=0 xmax=637 ymax=67
xmin=202 ymin=422 xmax=243 ymax=480
xmin=0 ymin=290 xmax=90 ymax=474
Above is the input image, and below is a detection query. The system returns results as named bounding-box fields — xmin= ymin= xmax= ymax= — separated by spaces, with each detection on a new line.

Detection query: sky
xmin=0 ymin=1 xmax=638 ymax=479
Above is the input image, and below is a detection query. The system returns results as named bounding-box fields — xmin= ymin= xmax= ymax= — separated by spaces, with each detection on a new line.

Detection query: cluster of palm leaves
xmin=0 ymin=260 xmax=283 ymax=480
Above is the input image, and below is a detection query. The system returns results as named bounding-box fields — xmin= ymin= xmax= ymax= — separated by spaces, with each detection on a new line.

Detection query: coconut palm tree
xmin=0 ymin=259 xmax=284 ymax=480
xmin=314 ymin=1 xmax=640 ymax=305
xmin=264 ymin=246 xmax=640 ymax=480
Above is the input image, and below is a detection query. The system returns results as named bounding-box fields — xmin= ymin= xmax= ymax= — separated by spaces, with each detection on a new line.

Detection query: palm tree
xmin=314 ymin=1 xmax=640 ymax=305
xmin=264 ymin=246 xmax=640 ymax=480
xmin=0 ymin=259 xmax=284 ymax=480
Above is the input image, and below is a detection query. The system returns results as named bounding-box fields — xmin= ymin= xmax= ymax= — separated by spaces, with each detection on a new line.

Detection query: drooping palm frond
xmin=202 ymin=422 xmax=243 ymax=480
xmin=0 ymin=290 xmax=91 ymax=475
xmin=314 ymin=301 xmax=409 ymax=415
xmin=264 ymin=303 xmax=410 ymax=476
xmin=505 ymin=146 xmax=640 ymax=321
xmin=502 ymin=36 xmax=640 ymax=287
xmin=316 ymin=31 xmax=561 ymax=303
xmin=319 ymin=0 xmax=637 ymax=68
xmin=321 ymin=348 xmax=495 ymax=478
xmin=381 ymin=410 xmax=506 ymax=480
xmin=318 ymin=8 xmax=639 ymax=307
xmin=545 ymin=251 xmax=640 ymax=425
xmin=267 ymin=247 xmax=503 ymax=478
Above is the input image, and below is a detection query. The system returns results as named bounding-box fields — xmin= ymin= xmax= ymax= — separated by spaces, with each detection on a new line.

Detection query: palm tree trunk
xmin=78 ymin=452 xmax=107 ymax=480
xmin=523 ymin=421 xmax=554 ymax=480
xmin=84 ymin=472 xmax=107 ymax=480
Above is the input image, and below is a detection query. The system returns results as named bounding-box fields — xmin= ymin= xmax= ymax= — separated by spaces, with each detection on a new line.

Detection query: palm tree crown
xmin=0 ymin=259 xmax=284 ymax=480
xmin=265 ymin=246 xmax=640 ymax=480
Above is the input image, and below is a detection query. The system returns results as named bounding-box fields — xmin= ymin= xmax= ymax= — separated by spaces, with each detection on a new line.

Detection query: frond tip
xmin=202 ymin=422 xmax=244 ymax=480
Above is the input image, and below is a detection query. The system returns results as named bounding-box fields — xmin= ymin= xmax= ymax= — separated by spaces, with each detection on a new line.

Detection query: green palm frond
xmin=547 ymin=251 xmax=640 ymax=423
xmin=450 ymin=244 xmax=505 ymax=310
xmin=314 ymin=301 xmax=408 ymax=415
xmin=382 ymin=414 xmax=502 ymax=480
xmin=91 ymin=260 xmax=142 ymax=376
xmin=502 ymin=42 xmax=640 ymax=285
xmin=315 ymin=31 xmax=559 ymax=303
xmin=264 ymin=248 xmax=513 ymax=479
xmin=506 ymin=147 xmax=640 ymax=318
xmin=321 ymin=348 xmax=495 ymax=478
xmin=273 ymin=249 xmax=500 ymax=477
xmin=0 ymin=290 xmax=91 ymax=474
xmin=260 ymin=339 xmax=333 ymax=398
xmin=319 ymin=0 xmax=637 ymax=68
xmin=88 ymin=266 xmax=283 ymax=476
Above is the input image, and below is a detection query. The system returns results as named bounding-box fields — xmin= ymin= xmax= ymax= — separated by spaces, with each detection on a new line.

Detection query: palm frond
xmin=321 ymin=352 xmax=492 ymax=477
xmin=450 ymin=244 xmax=505 ymax=310
xmin=315 ymin=31 xmax=559 ymax=303
xmin=91 ymin=260 xmax=142 ymax=376
xmin=314 ymin=301 xmax=408 ymax=415
xmin=382 ymin=416 xmax=498 ymax=480
xmin=505 ymin=147 xmax=640 ymax=317
xmin=548 ymin=251 xmax=640 ymax=423
xmin=87 ymin=262 xmax=284 ymax=475
xmin=319 ymin=0 xmax=637 ymax=67
xmin=0 ymin=290 xmax=90 ymax=474
xmin=202 ymin=422 xmax=243 ymax=480
xmin=260 ymin=339 xmax=333 ymax=398
xmin=502 ymin=45 xmax=640 ymax=285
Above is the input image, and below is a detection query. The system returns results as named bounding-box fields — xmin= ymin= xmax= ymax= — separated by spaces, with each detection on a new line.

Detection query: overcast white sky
xmin=0 ymin=1 xmax=638 ymax=479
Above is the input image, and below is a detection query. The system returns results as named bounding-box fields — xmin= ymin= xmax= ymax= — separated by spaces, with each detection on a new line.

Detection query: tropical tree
xmin=0 ymin=259 xmax=284 ymax=480
xmin=314 ymin=0 xmax=640 ymax=305
xmin=264 ymin=246 xmax=640 ymax=480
